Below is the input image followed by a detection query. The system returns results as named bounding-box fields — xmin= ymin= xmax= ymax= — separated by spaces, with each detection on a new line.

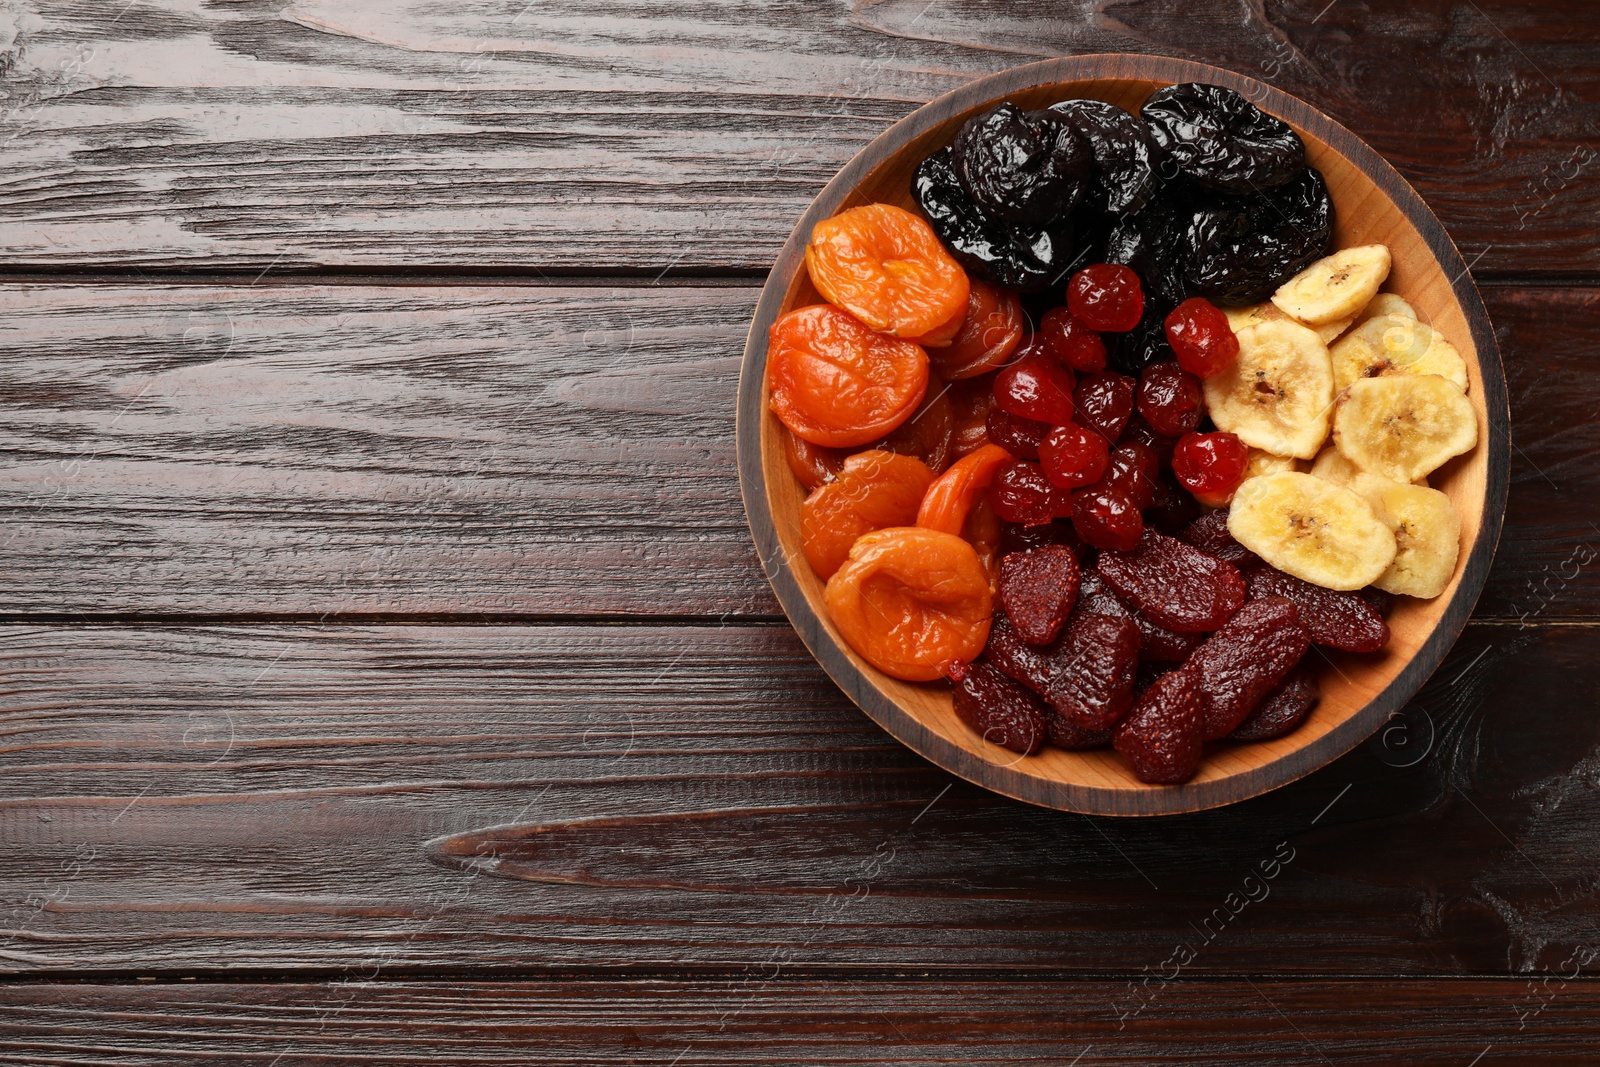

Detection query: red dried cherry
xmin=1070 ymin=485 xmax=1143 ymax=551
xmin=1137 ymin=361 xmax=1204 ymax=437
xmin=1072 ymin=370 xmax=1136 ymax=444
xmin=985 ymin=407 xmax=1050 ymax=459
xmin=1113 ymin=667 xmax=1203 ymax=784
xmin=1039 ymin=422 xmax=1109 ymax=489
xmin=1121 ymin=412 xmax=1177 ymax=468
xmin=998 ymin=545 xmax=1081 ymax=646
xmin=991 ymin=460 xmax=1071 ymax=525
xmin=994 ymin=350 xmax=1075 ymax=425
xmin=999 ymin=519 xmax=1083 ymax=558
xmin=1067 ymin=264 xmax=1144 ymax=332
xmin=1145 ymin=469 xmax=1202 ymax=533
xmin=1040 ymin=307 xmax=1107 ymax=372
xmin=1097 ymin=528 xmax=1246 ymax=633
xmin=1096 ymin=441 xmax=1159 ymax=510
xmin=1173 ymin=431 xmax=1249 ymax=506
xmin=1165 ymin=296 xmax=1240 ymax=379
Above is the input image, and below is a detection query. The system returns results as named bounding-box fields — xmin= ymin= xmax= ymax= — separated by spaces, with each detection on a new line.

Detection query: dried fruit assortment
xmin=768 ymin=81 xmax=1480 ymax=786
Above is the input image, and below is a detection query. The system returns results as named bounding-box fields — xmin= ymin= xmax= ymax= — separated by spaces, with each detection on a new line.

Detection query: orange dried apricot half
xmin=768 ymin=304 xmax=929 ymax=448
xmin=781 ymin=424 xmax=847 ymax=490
xmin=805 ymin=204 xmax=970 ymax=339
xmin=824 ymin=526 xmax=993 ymax=681
xmin=800 ymin=450 xmax=936 ymax=579
xmin=930 ymin=279 xmax=1024 ymax=381
xmin=915 ymin=443 xmax=1012 ymax=536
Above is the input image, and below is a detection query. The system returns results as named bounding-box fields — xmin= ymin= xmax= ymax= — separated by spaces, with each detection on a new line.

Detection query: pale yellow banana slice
xmin=1227 ymin=472 xmax=1397 ymax=590
xmin=1355 ymin=292 xmax=1416 ymax=325
xmin=1225 ymin=302 xmax=1350 ymax=344
xmin=1349 ymin=474 xmax=1462 ymax=598
xmin=1333 ymin=375 xmax=1477 ymax=483
xmin=1330 ymin=314 xmax=1469 ymax=394
xmin=1203 ymin=320 xmax=1334 ymax=459
xmin=1272 ymin=244 xmax=1392 ymax=326
xmin=1310 ymin=446 xmax=1427 ymax=489
xmin=1245 ymin=448 xmax=1300 ymax=479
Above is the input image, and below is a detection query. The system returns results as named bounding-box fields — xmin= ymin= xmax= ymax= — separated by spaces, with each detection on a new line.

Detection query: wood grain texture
xmin=2 ymin=622 xmax=1597 ymax=975
xmin=0 ymin=282 xmax=1588 ymax=618
xmin=0 ymin=0 xmax=1592 ymax=274
xmin=1 ymin=978 xmax=1597 ymax=1064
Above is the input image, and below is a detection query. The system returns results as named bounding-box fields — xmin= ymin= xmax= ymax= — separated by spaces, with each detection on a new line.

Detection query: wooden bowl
xmin=737 ymin=55 xmax=1508 ymax=815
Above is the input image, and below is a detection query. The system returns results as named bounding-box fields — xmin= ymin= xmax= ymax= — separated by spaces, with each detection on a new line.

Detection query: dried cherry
xmin=998 ymin=545 xmax=1081 ymax=646
xmin=1229 ymin=662 xmax=1319 ymax=742
xmin=994 ymin=349 xmax=1075 ymax=425
xmin=825 ymin=527 xmax=993 ymax=682
xmin=1047 ymin=98 xmax=1161 ymax=216
xmin=801 ymin=450 xmax=936 ymax=579
xmin=1121 ymin=412 xmax=1177 ymax=468
xmin=1137 ymin=361 xmax=1204 ymax=437
xmin=1165 ymin=296 xmax=1239 ymax=378
xmin=1072 ymin=370 xmax=1136 ymax=444
xmin=1068 ymin=264 xmax=1144 ymax=332
xmin=1141 ymin=83 xmax=1305 ymax=195
xmin=1040 ymin=306 xmax=1107 ymax=372
xmin=999 ymin=518 xmax=1083 ymax=558
xmin=1095 ymin=441 xmax=1159 ymax=509
xmin=991 ymin=460 xmax=1072 ymax=525
xmin=1039 ymin=422 xmax=1110 ymax=489
xmin=1186 ymin=595 xmax=1311 ymax=739
xmin=768 ymin=304 xmax=930 ymax=448
xmin=930 ymin=279 xmax=1025 ymax=380
xmin=985 ymin=406 xmax=1051 ymax=459
xmin=1114 ymin=667 xmax=1203 ymax=784
xmin=1145 ymin=468 xmax=1202 ymax=533
xmin=1246 ymin=567 xmax=1390 ymax=653
xmin=1172 ymin=431 xmax=1248 ymax=506
xmin=1071 ymin=485 xmax=1143 ymax=551
xmin=952 ymin=103 xmax=1091 ymax=227
xmin=1097 ymin=528 xmax=1246 ymax=633
xmin=805 ymin=203 xmax=970 ymax=338
xmin=950 ymin=660 xmax=1048 ymax=754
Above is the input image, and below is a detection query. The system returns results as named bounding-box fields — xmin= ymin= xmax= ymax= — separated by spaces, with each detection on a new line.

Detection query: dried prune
xmin=953 ymin=103 xmax=1092 ymax=227
xmin=1246 ymin=567 xmax=1390 ymax=653
xmin=1109 ymin=297 xmax=1178 ymax=376
xmin=1182 ymin=168 xmax=1334 ymax=306
xmin=998 ymin=545 xmax=1081 ymax=646
xmin=1114 ymin=667 xmax=1203 ymax=784
xmin=1048 ymin=98 xmax=1161 ymax=216
xmin=1098 ymin=528 xmax=1246 ymax=633
xmin=1078 ymin=568 xmax=1202 ymax=662
xmin=1177 ymin=510 xmax=1257 ymax=566
xmin=913 ymin=147 xmax=1079 ymax=291
xmin=985 ymin=407 xmax=1050 ymax=459
xmin=1229 ymin=661 xmax=1319 ymax=742
xmin=1186 ymin=595 xmax=1311 ymax=739
xmin=950 ymin=660 xmax=1048 ymax=754
xmin=1141 ymin=83 xmax=1305 ymax=195
xmin=1072 ymin=370 xmax=1136 ymax=443
xmin=984 ymin=611 xmax=1139 ymax=731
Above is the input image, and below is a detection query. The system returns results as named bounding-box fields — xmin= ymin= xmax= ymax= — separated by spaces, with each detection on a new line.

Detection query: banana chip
xmin=1332 ymin=375 xmax=1477 ymax=483
xmin=1203 ymin=320 xmax=1334 ymax=460
xmin=1272 ymin=245 xmax=1392 ymax=326
xmin=1330 ymin=314 xmax=1469 ymax=394
xmin=1228 ymin=472 xmax=1397 ymax=590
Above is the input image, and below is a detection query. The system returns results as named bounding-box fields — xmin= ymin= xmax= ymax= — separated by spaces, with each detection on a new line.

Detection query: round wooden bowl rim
xmin=737 ymin=54 xmax=1509 ymax=816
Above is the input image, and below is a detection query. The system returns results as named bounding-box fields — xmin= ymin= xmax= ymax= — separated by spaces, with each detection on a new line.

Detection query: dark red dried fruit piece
xmin=1070 ymin=485 xmax=1143 ymax=551
xmin=991 ymin=460 xmax=1073 ymax=525
xmin=1072 ymin=370 xmax=1136 ymax=444
xmin=999 ymin=518 xmax=1084 ymax=558
xmin=1187 ymin=596 xmax=1311 ymax=739
xmin=1077 ymin=569 xmax=1201 ymax=662
xmin=1229 ymin=662 xmax=1319 ymax=742
xmin=950 ymin=660 xmax=1049 ymax=754
xmin=983 ymin=611 xmax=1139 ymax=731
xmin=1177 ymin=509 xmax=1257 ymax=566
xmin=998 ymin=545 xmax=1081 ymax=646
xmin=985 ymin=407 xmax=1051 ymax=459
xmin=1245 ymin=567 xmax=1390 ymax=653
xmin=1360 ymin=587 xmax=1395 ymax=617
xmin=1145 ymin=470 xmax=1201 ymax=533
xmin=1046 ymin=709 xmax=1114 ymax=750
xmin=1098 ymin=528 xmax=1246 ymax=634
xmin=1114 ymin=667 xmax=1203 ymax=784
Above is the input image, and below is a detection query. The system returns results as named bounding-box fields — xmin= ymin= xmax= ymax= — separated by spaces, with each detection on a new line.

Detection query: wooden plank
xmin=1 ymin=621 xmax=1597 ymax=975
xmin=0 ymin=0 xmax=1593 ymax=274
xmin=0 ymin=978 xmax=1596 ymax=1064
xmin=0 ymin=282 xmax=1590 ymax=618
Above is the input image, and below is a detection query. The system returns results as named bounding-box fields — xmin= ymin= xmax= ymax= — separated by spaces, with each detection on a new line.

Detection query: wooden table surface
xmin=1 ymin=1 xmax=1596 ymax=1062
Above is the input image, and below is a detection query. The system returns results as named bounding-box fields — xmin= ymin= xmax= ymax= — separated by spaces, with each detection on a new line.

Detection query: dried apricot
xmin=806 ymin=204 xmax=970 ymax=338
xmin=910 ymin=301 xmax=967 ymax=349
xmin=963 ymin=495 xmax=1004 ymax=583
xmin=801 ymin=450 xmax=936 ymax=579
xmin=931 ymin=279 xmax=1025 ymax=380
xmin=825 ymin=527 xmax=993 ymax=681
xmin=872 ymin=372 xmax=955 ymax=472
xmin=781 ymin=424 xmax=846 ymax=490
xmin=916 ymin=443 xmax=1012 ymax=536
xmin=950 ymin=660 xmax=1047 ymax=754
xmin=948 ymin=374 xmax=998 ymax=459
xmin=768 ymin=304 xmax=929 ymax=448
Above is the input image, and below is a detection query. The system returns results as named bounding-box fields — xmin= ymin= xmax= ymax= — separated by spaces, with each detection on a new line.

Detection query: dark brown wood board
xmin=1 ymin=621 xmax=1596 ymax=976
xmin=0 ymin=282 xmax=1589 ymax=618
xmin=0 ymin=978 xmax=1596 ymax=1064
xmin=0 ymin=0 xmax=1593 ymax=276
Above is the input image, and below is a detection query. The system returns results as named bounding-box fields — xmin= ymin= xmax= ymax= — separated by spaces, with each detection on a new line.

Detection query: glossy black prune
xmin=953 ymin=103 xmax=1092 ymax=227
xmin=1182 ymin=168 xmax=1334 ymax=306
xmin=1048 ymin=98 xmax=1161 ymax=216
xmin=913 ymin=148 xmax=1079 ymax=291
xmin=1141 ymin=83 xmax=1305 ymax=195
